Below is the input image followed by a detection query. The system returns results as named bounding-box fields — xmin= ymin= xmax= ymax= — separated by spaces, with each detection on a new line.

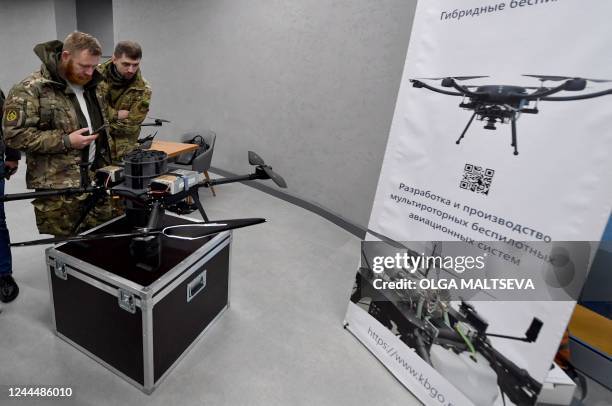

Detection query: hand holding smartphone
xmin=84 ymin=123 xmax=109 ymax=136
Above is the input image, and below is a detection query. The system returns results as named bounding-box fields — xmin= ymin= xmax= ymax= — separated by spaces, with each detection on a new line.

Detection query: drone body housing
xmin=95 ymin=165 xmax=125 ymax=185
xmin=150 ymin=170 xmax=205 ymax=195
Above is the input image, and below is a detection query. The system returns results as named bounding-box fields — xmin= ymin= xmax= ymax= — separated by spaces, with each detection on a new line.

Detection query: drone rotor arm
xmin=410 ymin=80 xmax=464 ymax=96
xmin=0 ymin=186 xmax=96 ymax=203
xmin=448 ymin=80 xmax=482 ymax=98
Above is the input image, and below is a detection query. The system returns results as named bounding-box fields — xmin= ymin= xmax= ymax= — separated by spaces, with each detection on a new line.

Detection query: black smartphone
xmin=84 ymin=123 xmax=109 ymax=136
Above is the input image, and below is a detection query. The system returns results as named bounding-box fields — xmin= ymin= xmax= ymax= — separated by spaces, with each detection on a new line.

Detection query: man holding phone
xmin=2 ymin=32 xmax=115 ymax=237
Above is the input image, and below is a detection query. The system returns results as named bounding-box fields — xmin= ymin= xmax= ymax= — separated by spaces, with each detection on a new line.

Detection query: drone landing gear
xmin=164 ymin=189 xmax=210 ymax=221
xmin=456 ymin=112 xmax=520 ymax=155
xmin=456 ymin=112 xmax=477 ymax=145
xmin=510 ymin=117 xmax=519 ymax=155
xmin=190 ymin=188 xmax=210 ymax=222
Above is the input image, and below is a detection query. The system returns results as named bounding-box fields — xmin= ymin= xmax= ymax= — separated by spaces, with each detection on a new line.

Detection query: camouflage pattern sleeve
xmin=104 ymin=101 xmax=118 ymax=124
xmin=2 ymin=83 xmax=67 ymax=154
xmin=110 ymin=84 xmax=152 ymax=138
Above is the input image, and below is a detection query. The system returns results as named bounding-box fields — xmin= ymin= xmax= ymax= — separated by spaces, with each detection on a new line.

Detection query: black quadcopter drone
xmin=409 ymin=75 xmax=612 ymax=155
xmin=1 ymin=146 xmax=287 ymax=271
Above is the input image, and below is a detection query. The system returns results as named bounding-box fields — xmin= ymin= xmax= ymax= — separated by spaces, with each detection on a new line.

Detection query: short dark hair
xmin=63 ymin=31 xmax=102 ymax=56
xmin=114 ymin=41 xmax=142 ymax=59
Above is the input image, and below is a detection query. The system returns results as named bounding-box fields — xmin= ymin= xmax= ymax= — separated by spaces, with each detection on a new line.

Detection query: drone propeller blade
xmin=262 ymin=166 xmax=288 ymax=188
xmin=11 ymin=218 xmax=267 ymax=247
xmin=523 ymin=74 xmax=570 ymax=82
xmin=524 ymin=74 xmax=612 ymax=83
xmin=162 ymin=218 xmax=266 ymax=240
xmin=417 ymin=75 xmax=488 ymax=81
xmin=10 ymin=230 xmax=155 ymax=247
xmin=248 ymin=151 xmax=265 ymax=166
xmin=246 ymin=151 xmax=287 ymax=188
xmin=451 ymin=75 xmax=489 ymax=81
xmin=148 ymin=116 xmax=171 ymax=123
xmin=583 ymin=78 xmax=612 ymax=83
xmin=137 ymin=131 xmax=158 ymax=148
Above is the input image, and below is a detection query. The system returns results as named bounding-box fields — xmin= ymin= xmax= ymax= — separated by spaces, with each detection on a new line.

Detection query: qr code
xmin=460 ymin=164 xmax=494 ymax=195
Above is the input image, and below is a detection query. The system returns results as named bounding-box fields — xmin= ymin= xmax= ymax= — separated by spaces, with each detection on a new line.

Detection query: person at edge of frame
xmin=97 ymin=40 xmax=152 ymax=162
xmin=2 ymin=31 xmax=116 ymax=238
xmin=0 ymin=87 xmax=21 ymax=303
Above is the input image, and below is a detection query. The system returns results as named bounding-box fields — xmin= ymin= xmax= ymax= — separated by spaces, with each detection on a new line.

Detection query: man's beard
xmin=61 ymin=59 xmax=91 ymax=86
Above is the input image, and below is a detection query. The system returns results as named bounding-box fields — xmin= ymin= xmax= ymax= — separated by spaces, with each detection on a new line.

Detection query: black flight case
xmin=45 ymin=213 xmax=232 ymax=393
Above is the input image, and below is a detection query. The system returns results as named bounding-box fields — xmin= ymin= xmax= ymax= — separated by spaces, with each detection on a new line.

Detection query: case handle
xmin=187 ymin=270 xmax=207 ymax=302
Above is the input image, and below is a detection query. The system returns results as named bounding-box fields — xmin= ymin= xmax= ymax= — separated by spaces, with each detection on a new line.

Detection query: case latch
xmin=53 ymin=261 xmax=68 ymax=280
xmin=118 ymin=289 xmax=136 ymax=313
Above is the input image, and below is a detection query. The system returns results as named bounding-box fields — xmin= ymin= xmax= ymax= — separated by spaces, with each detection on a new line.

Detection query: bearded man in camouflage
xmin=2 ymin=31 xmax=115 ymax=237
xmin=98 ymin=41 xmax=152 ymax=161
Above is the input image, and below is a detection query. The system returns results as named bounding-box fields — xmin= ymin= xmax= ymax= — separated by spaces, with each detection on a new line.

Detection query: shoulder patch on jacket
xmin=3 ymin=108 xmax=23 ymax=127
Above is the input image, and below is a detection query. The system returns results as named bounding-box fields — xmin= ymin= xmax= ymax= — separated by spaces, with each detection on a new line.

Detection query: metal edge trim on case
xmin=49 ymin=214 xmax=228 ymax=298
xmin=56 ymin=331 xmax=147 ymax=393
xmin=153 ymin=304 xmax=229 ymax=387
xmin=142 ymin=289 xmax=155 ymax=391
xmin=49 ymin=250 xmax=146 ymax=295
xmin=45 ymin=247 xmax=58 ymax=331
xmin=147 ymin=231 xmax=230 ymax=294
xmin=227 ymin=233 xmax=233 ymax=309
xmin=151 ymin=237 xmax=231 ymax=305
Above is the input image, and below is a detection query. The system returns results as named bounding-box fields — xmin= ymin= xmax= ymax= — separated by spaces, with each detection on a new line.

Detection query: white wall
xmin=0 ymin=0 xmax=57 ymax=90
xmin=76 ymin=0 xmax=114 ymax=57
xmin=54 ymin=0 xmax=77 ymax=41
xmin=113 ymin=0 xmax=417 ymax=228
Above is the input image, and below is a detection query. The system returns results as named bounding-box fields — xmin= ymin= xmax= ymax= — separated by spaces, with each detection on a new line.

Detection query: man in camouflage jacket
xmin=0 ymin=88 xmax=21 ymax=302
xmin=97 ymin=40 xmax=152 ymax=161
xmin=2 ymin=32 xmax=115 ymax=237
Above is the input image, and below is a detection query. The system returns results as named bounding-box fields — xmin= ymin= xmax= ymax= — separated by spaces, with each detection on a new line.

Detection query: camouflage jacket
xmin=97 ymin=59 xmax=151 ymax=161
xmin=2 ymin=40 xmax=111 ymax=189
xmin=0 ymin=88 xmax=21 ymax=163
